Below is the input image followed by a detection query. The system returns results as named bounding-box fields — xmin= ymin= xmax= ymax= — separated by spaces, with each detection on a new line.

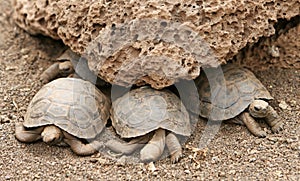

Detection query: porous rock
xmin=12 ymin=0 xmax=300 ymax=88
xmin=235 ymin=20 xmax=300 ymax=70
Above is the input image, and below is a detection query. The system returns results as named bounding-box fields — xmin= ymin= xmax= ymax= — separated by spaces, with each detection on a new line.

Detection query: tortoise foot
xmin=170 ymin=150 xmax=182 ymax=163
xmin=254 ymin=130 xmax=267 ymax=138
xmin=270 ymin=120 xmax=283 ymax=133
xmin=166 ymin=133 xmax=182 ymax=163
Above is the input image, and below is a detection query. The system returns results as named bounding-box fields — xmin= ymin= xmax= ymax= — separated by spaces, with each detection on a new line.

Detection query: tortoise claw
xmin=170 ymin=151 xmax=182 ymax=163
xmin=166 ymin=133 xmax=183 ymax=163
xmin=271 ymin=122 xmax=284 ymax=133
xmin=256 ymin=130 xmax=267 ymax=138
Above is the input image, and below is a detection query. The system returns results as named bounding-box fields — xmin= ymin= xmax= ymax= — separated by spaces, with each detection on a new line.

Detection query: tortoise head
xmin=248 ymin=100 xmax=269 ymax=118
xmin=58 ymin=61 xmax=74 ymax=76
xmin=41 ymin=125 xmax=64 ymax=145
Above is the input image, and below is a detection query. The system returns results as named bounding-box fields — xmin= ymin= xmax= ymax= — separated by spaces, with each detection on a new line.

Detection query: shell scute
xmin=111 ymin=87 xmax=191 ymax=138
xmin=24 ymin=78 xmax=111 ymax=139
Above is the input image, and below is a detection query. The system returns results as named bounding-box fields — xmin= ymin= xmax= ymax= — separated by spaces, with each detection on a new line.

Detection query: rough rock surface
xmin=235 ymin=17 xmax=300 ymax=70
xmin=12 ymin=0 xmax=300 ymax=88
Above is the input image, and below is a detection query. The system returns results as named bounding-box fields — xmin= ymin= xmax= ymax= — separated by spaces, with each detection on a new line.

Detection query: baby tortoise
xmin=196 ymin=65 xmax=283 ymax=137
xmin=106 ymin=86 xmax=191 ymax=163
xmin=15 ymin=78 xmax=111 ymax=155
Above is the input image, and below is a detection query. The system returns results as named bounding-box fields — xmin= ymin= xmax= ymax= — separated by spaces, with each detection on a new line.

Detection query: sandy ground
xmin=1 ymin=1 xmax=299 ymax=180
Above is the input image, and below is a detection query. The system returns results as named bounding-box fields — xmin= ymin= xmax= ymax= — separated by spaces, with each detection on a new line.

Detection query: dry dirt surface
xmin=1 ymin=1 xmax=300 ymax=181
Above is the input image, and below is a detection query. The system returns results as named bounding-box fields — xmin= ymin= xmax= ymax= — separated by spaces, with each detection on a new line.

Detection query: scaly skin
xmin=15 ymin=123 xmax=101 ymax=156
xmin=105 ymin=133 xmax=153 ymax=155
xmin=265 ymin=106 xmax=283 ymax=133
xmin=166 ymin=133 xmax=182 ymax=163
xmin=240 ymin=112 xmax=267 ymax=138
xmin=41 ymin=125 xmax=63 ymax=145
xmin=40 ymin=62 xmax=61 ymax=83
xmin=15 ymin=122 xmax=43 ymax=142
xmin=40 ymin=61 xmax=74 ymax=83
xmin=106 ymin=130 xmax=184 ymax=163
xmin=40 ymin=49 xmax=76 ymax=83
xmin=140 ymin=129 xmax=165 ymax=162
xmin=63 ymin=131 xmax=102 ymax=156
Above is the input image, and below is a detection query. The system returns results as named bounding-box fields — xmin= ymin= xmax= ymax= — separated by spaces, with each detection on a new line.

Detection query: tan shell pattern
xmin=24 ymin=78 xmax=111 ymax=139
xmin=110 ymin=86 xmax=191 ymax=138
xmin=196 ymin=65 xmax=273 ymax=121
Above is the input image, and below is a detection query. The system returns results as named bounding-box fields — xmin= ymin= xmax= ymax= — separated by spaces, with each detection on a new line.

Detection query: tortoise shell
xmin=24 ymin=78 xmax=111 ymax=139
xmin=110 ymin=86 xmax=191 ymax=138
xmin=196 ymin=65 xmax=273 ymax=121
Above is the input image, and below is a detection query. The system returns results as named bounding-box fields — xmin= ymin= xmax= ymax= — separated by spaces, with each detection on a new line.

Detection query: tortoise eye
xmin=63 ymin=67 xmax=70 ymax=71
xmin=254 ymin=106 xmax=261 ymax=111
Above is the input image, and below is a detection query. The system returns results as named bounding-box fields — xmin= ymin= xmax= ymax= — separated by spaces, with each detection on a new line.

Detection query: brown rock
xmin=12 ymin=0 xmax=300 ymax=88
xmin=236 ymin=21 xmax=300 ymax=70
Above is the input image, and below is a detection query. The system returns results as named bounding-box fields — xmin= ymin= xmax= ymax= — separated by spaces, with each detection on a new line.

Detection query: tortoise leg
xmin=265 ymin=106 xmax=283 ymax=133
xmin=62 ymin=131 xmax=101 ymax=156
xmin=239 ymin=112 xmax=267 ymax=138
xmin=166 ymin=132 xmax=182 ymax=163
xmin=140 ymin=129 xmax=166 ymax=162
xmin=15 ymin=123 xmax=44 ymax=143
xmin=105 ymin=134 xmax=152 ymax=155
